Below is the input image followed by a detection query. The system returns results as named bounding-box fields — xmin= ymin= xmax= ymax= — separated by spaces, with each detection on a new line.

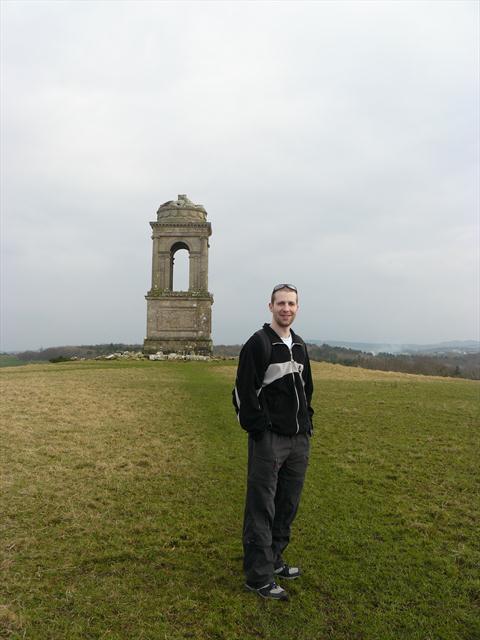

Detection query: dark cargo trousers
xmin=243 ymin=430 xmax=310 ymax=588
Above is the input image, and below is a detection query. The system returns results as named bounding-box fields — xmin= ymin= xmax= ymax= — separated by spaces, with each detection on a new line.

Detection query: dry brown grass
xmin=0 ymin=362 xmax=195 ymax=491
xmin=0 ymin=361 xmax=202 ymax=637
xmin=309 ymin=361 xmax=474 ymax=382
xmin=0 ymin=604 xmax=23 ymax=637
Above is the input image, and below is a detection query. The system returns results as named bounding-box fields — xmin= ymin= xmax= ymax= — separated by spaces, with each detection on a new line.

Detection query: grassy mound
xmin=1 ymin=360 xmax=478 ymax=639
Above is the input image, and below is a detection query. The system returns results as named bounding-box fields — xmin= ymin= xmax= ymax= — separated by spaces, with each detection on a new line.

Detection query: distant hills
xmin=5 ymin=339 xmax=479 ymax=359
xmin=306 ymin=339 xmax=480 ymax=356
xmin=2 ymin=339 xmax=479 ymax=380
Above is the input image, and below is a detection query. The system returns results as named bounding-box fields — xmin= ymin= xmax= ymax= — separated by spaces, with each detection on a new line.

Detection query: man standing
xmin=233 ymin=284 xmax=314 ymax=601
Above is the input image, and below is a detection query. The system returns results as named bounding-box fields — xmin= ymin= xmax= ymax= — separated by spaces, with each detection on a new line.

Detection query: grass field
xmin=1 ymin=360 xmax=479 ymax=640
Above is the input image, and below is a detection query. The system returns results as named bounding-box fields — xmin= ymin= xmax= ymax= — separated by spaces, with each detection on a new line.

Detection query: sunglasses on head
xmin=272 ymin=284 xmax=297 ymax=294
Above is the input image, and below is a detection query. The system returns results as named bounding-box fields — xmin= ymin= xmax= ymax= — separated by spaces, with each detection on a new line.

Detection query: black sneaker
xmin=245 ymin=581 xmax=289 ymax=600
xmin=274 ymin=564 xmax=302 ymax=579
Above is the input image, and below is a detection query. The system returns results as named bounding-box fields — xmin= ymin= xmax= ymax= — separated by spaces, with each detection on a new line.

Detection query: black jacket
xmin=233 ymin=323 xmax=314 ymax=438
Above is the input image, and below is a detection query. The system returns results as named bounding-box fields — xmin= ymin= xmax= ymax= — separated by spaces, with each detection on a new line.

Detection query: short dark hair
xmin=270 ymin=284 xmax=298 ymax=304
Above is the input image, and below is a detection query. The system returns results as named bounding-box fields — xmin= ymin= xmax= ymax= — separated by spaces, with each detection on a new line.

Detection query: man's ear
xmin=268 ymin=302 xmax=273 ymax=312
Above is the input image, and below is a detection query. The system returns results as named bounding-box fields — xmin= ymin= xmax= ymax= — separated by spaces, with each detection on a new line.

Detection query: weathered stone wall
xmin=148 ymin=223 xmax=211 ymax=293
xmin=144 ymin=293 xmax=213 ymax=354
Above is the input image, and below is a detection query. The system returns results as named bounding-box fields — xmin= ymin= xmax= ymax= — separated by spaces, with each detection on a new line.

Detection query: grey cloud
xmin=2 ymin=0 xmax=478 ymax=350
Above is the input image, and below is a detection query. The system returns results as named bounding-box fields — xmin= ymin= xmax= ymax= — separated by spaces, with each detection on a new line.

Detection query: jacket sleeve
xmin=232 ymin=334 xmax=269 ymax=437
xmin=303 ymin=349 xmax=315 ymax=425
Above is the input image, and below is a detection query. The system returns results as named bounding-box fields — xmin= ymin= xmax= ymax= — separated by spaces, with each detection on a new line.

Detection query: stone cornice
xmin=146 ymin=289 xmax=214 ymax=301
xmin=150 ymin=221 xmax=211 ymax=230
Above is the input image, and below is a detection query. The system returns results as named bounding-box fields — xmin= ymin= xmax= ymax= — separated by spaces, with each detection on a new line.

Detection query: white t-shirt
xmin=281 ymin=334 xmax=293 ymax=349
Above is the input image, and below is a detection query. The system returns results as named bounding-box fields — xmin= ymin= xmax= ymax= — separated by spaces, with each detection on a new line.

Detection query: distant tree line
xmin=16 ymin=344 xmax=142 ymax=362
xmin=213 ymin=343 xmax=480 ymax=380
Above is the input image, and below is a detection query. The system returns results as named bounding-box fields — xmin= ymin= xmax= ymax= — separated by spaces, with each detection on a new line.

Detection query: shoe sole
xmin=245 ymin=584 xmax=289 ymax=601
xmin=274 ymin=571 xmax=301 ymax=580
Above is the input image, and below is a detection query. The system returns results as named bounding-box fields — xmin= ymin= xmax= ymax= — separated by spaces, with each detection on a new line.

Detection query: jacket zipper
xmin=293 ymin=341 xmax=311 ymax=432
xmin=290 ymin=344 xmax=301 ymax=433
xmin=274 ymin=341 xmax=301 ymax=434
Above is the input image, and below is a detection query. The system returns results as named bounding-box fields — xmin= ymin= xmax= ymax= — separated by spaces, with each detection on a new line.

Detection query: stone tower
xmin=143 ymin=194 xmax=213 ymax=355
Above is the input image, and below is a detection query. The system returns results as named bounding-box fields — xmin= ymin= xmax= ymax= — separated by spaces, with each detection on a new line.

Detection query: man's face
xmin=269 ymin=289 xmax=299 ymax=328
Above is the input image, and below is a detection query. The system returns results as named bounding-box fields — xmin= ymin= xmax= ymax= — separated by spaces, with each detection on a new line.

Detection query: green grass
xmin=0 ymin=355 xmax=27 ymax=368
xmin=1 ymin=360 xmax=479 ymax=639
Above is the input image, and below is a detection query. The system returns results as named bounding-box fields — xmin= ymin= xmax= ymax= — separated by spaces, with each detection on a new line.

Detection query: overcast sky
xmin=1 ymin=0 xmax=478 ymax=350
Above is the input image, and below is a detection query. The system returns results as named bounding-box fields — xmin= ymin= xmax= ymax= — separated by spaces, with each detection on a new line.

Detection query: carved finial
xmin=157 ymin=194 xmax=206 ymax=217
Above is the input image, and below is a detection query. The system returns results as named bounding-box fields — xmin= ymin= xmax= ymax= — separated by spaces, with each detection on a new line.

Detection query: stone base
xmin=143 ymin=337 xmax=213 ymax=356
xmin=144 ymin=292 xmax=213 ymax=356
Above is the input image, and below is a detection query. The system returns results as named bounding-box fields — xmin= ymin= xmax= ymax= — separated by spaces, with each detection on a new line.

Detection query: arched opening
xmin=170 ymin=242 xmax=190 ymax=291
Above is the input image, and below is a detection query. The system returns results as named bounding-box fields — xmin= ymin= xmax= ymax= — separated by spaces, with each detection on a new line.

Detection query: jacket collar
xmin=262 ymin=322 xmax=298 ymax=343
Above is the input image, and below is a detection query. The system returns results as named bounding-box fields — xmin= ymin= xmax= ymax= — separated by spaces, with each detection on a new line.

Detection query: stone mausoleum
xmin=143 ymin=194 xmax=213 ymax=355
